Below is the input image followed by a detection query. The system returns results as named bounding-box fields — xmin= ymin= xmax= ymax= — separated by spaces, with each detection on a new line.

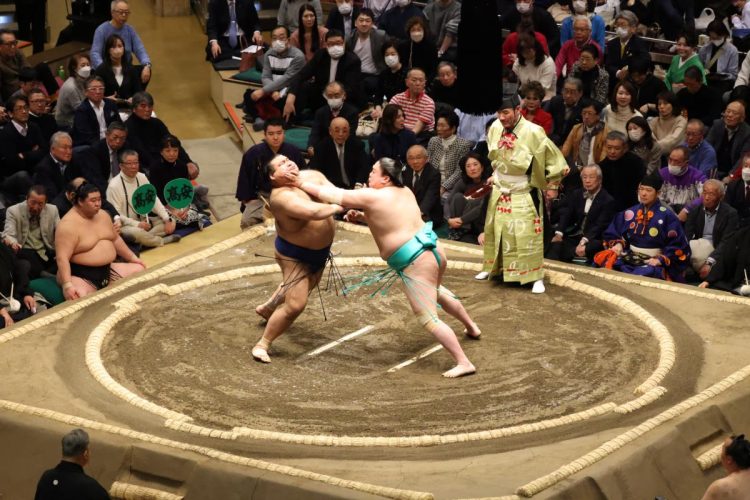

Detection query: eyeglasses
xmin=1 ymin=40 xmax=18 ymax=46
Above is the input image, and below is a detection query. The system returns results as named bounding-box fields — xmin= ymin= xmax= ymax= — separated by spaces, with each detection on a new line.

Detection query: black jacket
xmin=309 ymin=136 xmax=370 ymax=189
xmin=33 ymin=153 xmax=84 ymax=200
xmin=71 ymin=99 xmax=121 ymax=147
xmin=307 ymin=102 xmax=360 ymax=149
xmin=600 ymin=152 xmax=647 ymax=211
xmin=705 ymin=224 xmax=750 ymax=290
xmin=0 ymin=121 xmax=47 ymax=177
xmin=604 ymin=35 xmax=649 ymax=87
xmin=325 ymin=7 xmax=359 ymax=35
xmin=34 ymin=461 xmax=110 ymax=500
xmin=289 ymin=48 xmax=364 ymax=109
xmin=206 ymin=0 xmax=260 ymax=42
xmin=78 ymin=138 xmax=137 ymax=196
xmin=402 ymin=163 xmax=443 ymax=223
xmin=95 ymin=63 xmax=143 ymax=101
xmin=724 ymin=179 xmax=750 ymax=224
xmin=547 ymin=96 xmax=584 ymax=146
xmin=684 ymin=201 xmax=739 ymax=249
xmin=28 ymin=113 xmax=59 ymax=145
xmin=556 ymin=187 xmax=617 ymax=242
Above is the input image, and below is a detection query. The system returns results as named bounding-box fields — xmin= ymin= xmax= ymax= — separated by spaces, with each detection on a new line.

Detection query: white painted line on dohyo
xmin=307 ymin=325 xmax=376 ymax=357
xmin=387 ymin=344 xmax=444 ymax=373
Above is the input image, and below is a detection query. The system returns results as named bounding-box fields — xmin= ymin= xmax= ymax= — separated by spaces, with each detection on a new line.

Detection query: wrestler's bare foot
xmin=252 ymin=345 xmax=271 ymax=363
xmin=442 ymin=363 xmax=476 ymax=378
xmin=255 ymin=303 xmax=274 ymax=321
xmin=463 ymin=323 xmax=482 ymax=339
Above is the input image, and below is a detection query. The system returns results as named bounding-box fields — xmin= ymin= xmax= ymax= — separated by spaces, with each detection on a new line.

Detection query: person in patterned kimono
xmin=476 ymin=92 xmax=568 ymax=293
xmin=594 ymin=172 xmax=691 ymax=282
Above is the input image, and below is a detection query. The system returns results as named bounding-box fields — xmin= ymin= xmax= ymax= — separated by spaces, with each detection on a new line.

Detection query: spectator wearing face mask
xmin=397 ymin=17 xmax=439 ymax=81
xmin=560 ymin=0 xmax=605 ymax=51
xmin=56 ymin=53 xmax=92 ymax=130
xmin=378 ymin=0 xmax=425 ymax=41
xmin=501 ymin=0 xmax=561 ymax=58
xmin=376 ymin=41 xmax=408 ymax=103
xmin=326 ymin=0 xmax=359 ymax=39
xmin=604 ymin=10 xmax=648 ymax=88
xmin=283 ymin=30 xmax=364 ymax=122
xmin=277 ymin=0 xmax=322 ymax=30
xmin=307 ymin=81 xmax=359 ymax=157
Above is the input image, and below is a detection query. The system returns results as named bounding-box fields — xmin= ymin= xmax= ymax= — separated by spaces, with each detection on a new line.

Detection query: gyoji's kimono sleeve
xmin=602 ymin=210 xmax=629 ymax=248
xmin=656 ymin=211 xmax=691 ymax=271
xmin=529 ymin=132 xmax=567 ymax=190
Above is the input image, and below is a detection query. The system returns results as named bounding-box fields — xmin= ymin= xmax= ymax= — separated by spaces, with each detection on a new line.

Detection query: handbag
xmin=239 ymin=44 xmax=264 ymax=73
xmin=356 ymin=112 xmax=380 ymax=138
xmin=695 ymin=8 xmax=715 ymax=32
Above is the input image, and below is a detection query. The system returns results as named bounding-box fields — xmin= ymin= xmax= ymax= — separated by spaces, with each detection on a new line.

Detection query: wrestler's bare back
xmin=357 ymin=186 xmax=428 ymax=260
xmin=271 ymin=170 xmax=336 ymax=250
xmin=58 ymin=210 xmax=118 ymax=266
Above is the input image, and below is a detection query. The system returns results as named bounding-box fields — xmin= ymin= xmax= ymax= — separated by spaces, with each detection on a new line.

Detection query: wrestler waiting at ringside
xmin=251 ymin=155 xmax=342 ymax=363
xmin=55 ymin=183 xmax=146 ymax=301
xmin=290 ymin=157 xmax=481 ymax=378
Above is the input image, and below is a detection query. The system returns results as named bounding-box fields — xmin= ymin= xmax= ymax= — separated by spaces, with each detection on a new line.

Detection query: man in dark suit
xmin=283 ymin=30 xmax=364 ymax=121
xmin=548 ymin=77 xmax=585 ymax=146
xmin=71 ymin=76 xmax=122 ymax=147
xmin=401 ymin=144 xmax=442 ymax=223
xmin=307 ymin=81 xmax=359 ymax=155
xmin=699 ymin=224 xmax=750 ymax=294
xmin=205 ymin=0 xmax=262 ymax=62
xmin=724 ymin=173 xmax=750 ymax=226
xmin=325 ymin=0 xmax=359 ymax=39
xmin=0 ymin=95 xmax=46 ymax=203
xmin=33 ymin=132 xmax=83 ymax=200
xmin=599 ymin=131 xmax=646 ymax=211
xmin=604 ymin=10 xmax=649 ymax=90
xmin=706 ymin=101 xmax=750 ymax=179
xmin=547 ymin=164 xmax=616 ymax=262
xmin=28 ymin=87 xmax=58 ymax=145
xmin=677 ymin=67 xmax=723 ymax=128
xmin=78 ymin=122 xmax=132 ymax=197
xmin=309 ymin=117 xmax=370 ymax=188
xmin=685 ymin=179 xmax=739 ymax=280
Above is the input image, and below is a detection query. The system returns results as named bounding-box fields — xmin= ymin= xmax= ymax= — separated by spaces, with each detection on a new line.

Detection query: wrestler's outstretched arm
xmin=273 ymin=189 xmax=345 ymax=220
xmin=295 ymin=181 xmax=379 ymax=210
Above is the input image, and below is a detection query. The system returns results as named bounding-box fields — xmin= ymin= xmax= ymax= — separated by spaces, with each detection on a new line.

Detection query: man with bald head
xmin=307 ymin=81 xmax=359 ymax=156
xmin=309 ymin=116 xmax=370 ymax=188
xmin=706 ymin=100 xmax=750 ymax=179
xmin=402 ymin=144 xmax=442 ymax=223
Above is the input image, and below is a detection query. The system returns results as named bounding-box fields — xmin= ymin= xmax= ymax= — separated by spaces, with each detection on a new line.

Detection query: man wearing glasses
xmin=0 ymin=29 xmax=58 ymax=102
xmin=91 ymin=0 xmax=152 ymax=86
xmin=71 ymin=77 xmax=122 ymax=147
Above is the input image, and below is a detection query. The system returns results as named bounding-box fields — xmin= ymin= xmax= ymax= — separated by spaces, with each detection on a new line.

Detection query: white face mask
xmin=516 ymin=2 xmax=531 ymax=14
xmin=327 ymin=97 xmax=344 ymax=110
xmin=668 ymin=164 xmax=685 ymax=176
xmin=616 ymin=27 xmax=630 ymax=39
xmin=573 ymin=0 xmax=586 ymax=13
xmin=271 ymin=40 xmax=287 ymax=52
xmin=628 ymin=129 xmax=643 ymax=142
xmin=395 ymin=0 xmax=410 ymax=6
xmin=742 ymin=167 xmax=750 ymax=182
xmin=711 ymin=38 xmax=725 ymax=47
xmin=385 ymin=54 xmax=400 ymax=67
xmin=337 ymin=2 xmax=353 ymax=15
xmin=77 ymin=65 xmax=92 ymax=78
xmin=410 ymin=30 xmax=424 ymax=43
xmin=327 ymin=45 xmax=345 ymax=59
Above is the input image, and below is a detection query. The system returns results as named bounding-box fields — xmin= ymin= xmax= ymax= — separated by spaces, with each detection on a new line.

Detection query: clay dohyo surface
xmin=101 ymin=263 xmax=658 ymax=437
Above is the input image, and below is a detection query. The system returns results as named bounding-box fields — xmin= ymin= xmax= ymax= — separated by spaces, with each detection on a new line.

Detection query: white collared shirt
xmin=89 ymin=100 xmax=107 ymax=139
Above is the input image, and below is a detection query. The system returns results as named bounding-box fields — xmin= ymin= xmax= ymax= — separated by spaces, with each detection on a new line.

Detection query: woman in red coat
xmin=519 ymin=81 xmax=553 ymax=135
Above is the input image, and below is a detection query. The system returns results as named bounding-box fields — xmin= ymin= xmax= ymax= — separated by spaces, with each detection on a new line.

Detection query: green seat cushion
xmin=231 ymin=68 xmax=263 ymax=83
xmin=30 ymin=277 xmax=64 ymax=306
xmin=283 ymin=127 xmax=311 ymax=152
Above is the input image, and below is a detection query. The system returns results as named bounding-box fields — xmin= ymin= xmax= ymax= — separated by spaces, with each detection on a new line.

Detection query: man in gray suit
xmin=2 ymin=184 xmax=59 ymax=278
xmin=346 ymin=8 xmax=387 ymax=104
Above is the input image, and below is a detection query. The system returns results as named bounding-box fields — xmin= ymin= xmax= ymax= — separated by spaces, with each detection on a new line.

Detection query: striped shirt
xmin=390 ymin=90 xmax=435 ymax=132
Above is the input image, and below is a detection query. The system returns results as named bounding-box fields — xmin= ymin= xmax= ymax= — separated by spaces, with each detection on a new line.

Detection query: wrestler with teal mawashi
xmin=289 ymin=157 xmax=481 ymax=378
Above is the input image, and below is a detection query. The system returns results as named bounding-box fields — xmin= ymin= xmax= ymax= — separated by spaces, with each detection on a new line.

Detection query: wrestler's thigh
xmin=434 ymin=242 xmax=448 ymax=283
xmin=276 ymin=254 xmax=315 ymax=310
xmin=402 ymin=252 xmax=439 ymax=314
xmin=70 ymin=277 xmax=97 ymax=298
xmin=111 ymin=262 xmax=146 ymax=281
